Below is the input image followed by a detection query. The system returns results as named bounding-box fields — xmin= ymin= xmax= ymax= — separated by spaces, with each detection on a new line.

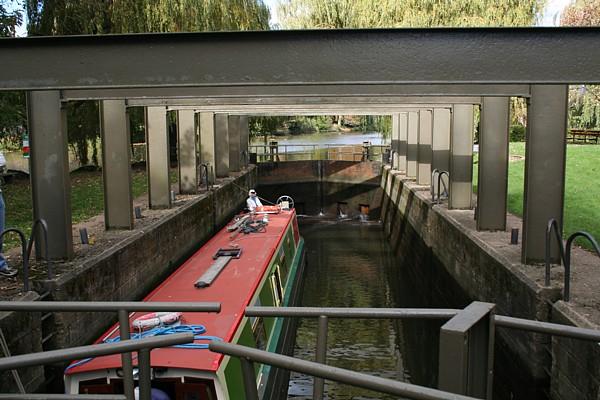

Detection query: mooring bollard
xmin=511 ymin=228 xmax=519 ymax=245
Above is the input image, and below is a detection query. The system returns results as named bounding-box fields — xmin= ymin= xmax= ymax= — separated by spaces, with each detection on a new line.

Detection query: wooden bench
xmin=567 ymin=129 xmax=600 ymax=144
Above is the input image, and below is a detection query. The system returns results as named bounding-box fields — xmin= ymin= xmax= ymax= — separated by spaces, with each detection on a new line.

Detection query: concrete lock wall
xmin=256 ymin=160 xmax=383 ymax=219
xmin=0 ymin=291 xmax=44 ymax=393
xmin=0 ymin=168 xmax=256 ymax=392
xmin=379 ymin=165 xmax=561 ymax=399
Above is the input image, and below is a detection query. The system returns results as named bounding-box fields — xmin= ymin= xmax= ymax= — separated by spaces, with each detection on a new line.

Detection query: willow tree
xmin=561 ymin=0 xmax=600 ymax=129
xmin=277 ymin=0 xmax=543 ymax=133
xmin=278 ymin=0 xmax=543 ymax=29
xmin=24 ymin=0 xmax=270 ymax=164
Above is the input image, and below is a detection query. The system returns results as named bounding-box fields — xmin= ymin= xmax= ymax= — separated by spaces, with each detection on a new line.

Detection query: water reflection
xmin=289 ymin=219 xmax=438 ymax=399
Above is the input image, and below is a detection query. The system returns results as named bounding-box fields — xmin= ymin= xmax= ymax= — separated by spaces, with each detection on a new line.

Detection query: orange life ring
xmin=131 ymin=312 xmax=182 ymax=331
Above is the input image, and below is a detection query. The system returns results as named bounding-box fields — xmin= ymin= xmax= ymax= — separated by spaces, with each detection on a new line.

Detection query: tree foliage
xmin=561 ymin=0 xmax=600 ymax=26
xmin=21 ymin=0 xmax=270 ymax=162
xmin=26 ymin=0 xmax=270 ymax=35
xmin=561 ymin=0 xmax=600 ymax=129
xmin=277 ymin=0 xmax=543 ymax=29
xmin=277 ymin=0 xmax=542 ymax=133
xmin=0 ymin=0 xmax=22 ymax=36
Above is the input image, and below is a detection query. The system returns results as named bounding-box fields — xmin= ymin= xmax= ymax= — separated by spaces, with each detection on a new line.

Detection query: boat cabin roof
xmin=66 ymin=209 xmax=296 ymax=375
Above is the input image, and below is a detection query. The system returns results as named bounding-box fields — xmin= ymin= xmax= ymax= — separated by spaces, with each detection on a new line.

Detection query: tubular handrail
xmin=0 ymin=301 xmax=221 ymax=312
xmin=209 ymin=341 xmax=480 ymax=400
xmin=0 ymin=228 xmax=29 ymax=291
xmin=431 ymin=169 xmax=449 ymax=204
xmin=245 ymin=306 xmax=459 ymax=319
xmin=545 ymin=218 xmax=566 ymax=286
xmin=248 ymin=143 xmax=390 ymax=163
xmin=199 ymin=163 xmax=210 ymax=190
xmin=545 ymin=218 xmax=600 ymax=301
xmin=0 ymin=395 xmax=126 ymax=399
xmin=26 ymin=219 xmax=52 ymax=280
xmin=0 ymin=301 xmax=220 ymax=400
xmin=0 ymin=333 xmax=193 ymax=400
xmin=0 ymin=332 xmax=193 ymax=371
xmin=244 ymin=304 xmax=600 ymax=399
xmin=564 ymin=232 xmax=600 ymax=301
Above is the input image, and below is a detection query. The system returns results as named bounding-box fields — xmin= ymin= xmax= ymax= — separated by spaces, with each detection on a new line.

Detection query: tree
xmin=277 ymin=0 xmax=542 ymax=133
xmin=561 ymin=0 xmax=600 ymax=26
xmin=23 ymin=0 xmax=271 ymax=164
xmin=0 ymin=1 xmax=26 ymax=151
xmin=277 ymin=0 xmax=543 ymax=29
xmin=0 ymin=0 xmax=22 ymax=36
xmin=561 ymin=0 xmax=600 ymax=129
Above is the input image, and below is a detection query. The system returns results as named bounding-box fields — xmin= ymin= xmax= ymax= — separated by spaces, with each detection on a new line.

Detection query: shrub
xmin=510 ymin=124 xmax=526 ymax=142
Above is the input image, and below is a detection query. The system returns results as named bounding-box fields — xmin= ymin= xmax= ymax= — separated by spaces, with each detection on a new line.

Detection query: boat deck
xmin=67 ymin=210 xmax=296 ymax=374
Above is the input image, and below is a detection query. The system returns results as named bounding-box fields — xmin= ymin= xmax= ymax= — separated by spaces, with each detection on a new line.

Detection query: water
xmin=288 ymin=219 xmax=439 ymax=399
xmin=251 ymin=131 xmax=388 ymax=147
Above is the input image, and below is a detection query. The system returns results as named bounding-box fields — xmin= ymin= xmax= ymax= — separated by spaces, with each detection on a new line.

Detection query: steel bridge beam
xmin=417 ymin=109 xmax=433 ymax=186
xmin=449 ymin=105 xmax=475 ymax=209
xmin=126 ymin=96 xmax=482 ymax=107
xmin=160 ymin=103 xmax=476 ymax=116
xmin=476 ymin=97 xmax=510 ymax=231
xmin=2 ymin=29 xmax=600 ymax=91
xmin=176 ymin=109 xmax=198 ymax=194
xmin=145 ymin=107 xmax=171 ymax=209
xmin=214 ymin=114 xmax=230 ymax=178
xmin=100 ymin=100 xmax=133 ymax=229
xmin=27 ymin=90 xmax=73 ymax=260
xmin=61 ymin=85 xmax=531 ymax=101
xmin=522 ymin=85 xmax=568 ymax=264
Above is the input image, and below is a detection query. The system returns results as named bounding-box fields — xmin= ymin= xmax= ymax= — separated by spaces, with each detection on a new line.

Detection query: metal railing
xmin=431 ymin=169 xmax=449 ymax=204
xmin=0 ymin=333 xmax=193 ymax=400
xmin=0 ymin=301 xmax=220 ymax=400
xmin=248 ymin=143 xmax=390 ymax=163
xmin=209 ymin=341 xmax=480 ymax=400
xmin=0 ymin=219 xmax=52 ymax=292
xmin=243 ymin=302 xmax=600 ymax=400
xmin=545 ymin=218 xmax=600 ymax=301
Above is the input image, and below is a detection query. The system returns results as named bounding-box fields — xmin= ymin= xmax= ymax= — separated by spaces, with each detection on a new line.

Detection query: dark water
xmin=287 ymin=219 xmax=441 ymax=400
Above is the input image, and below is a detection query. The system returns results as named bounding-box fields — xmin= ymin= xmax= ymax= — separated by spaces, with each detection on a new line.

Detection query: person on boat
xmin=246 ymin=188 xmax=263 ymax=212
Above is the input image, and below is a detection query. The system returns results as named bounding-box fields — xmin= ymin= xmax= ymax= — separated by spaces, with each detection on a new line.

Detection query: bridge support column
xmin=398 ymin=112 xmax=408 ymax=172
xmin=449 ymin=105 xmax=474 ymax=209
xmin=406 ymin=111 xmax=419 ymax=178
xmin=477 ymin=97 xmax=510 ymax=231
xmin=177 ymin=110 xmax=198 ymax=194
xmin=27 ymin=90 xmax=73 ymax=259
xmin=100 ymin=100 xmax=133 ymax=229
xmin=199 ymin=112 xmax=216 ymax=184
xmin=417 ymin=109 xmax=433 ymax=185
xmin=145 ymin=106 xmax=171 ymax=208
xmin=215 ymin=114 xmax=230 ymax=178
xmin=240 ymin=116 xmax=249 ymax=168
xmin=391 ymin=113 xmax=400 ymax=170
xmin=432 ymin=108 xmax=451 ymax=198
xmin=228 ymin=115 xmax=241 ymax=172
xmin=523 ymin=85 xmax=568 ymax=264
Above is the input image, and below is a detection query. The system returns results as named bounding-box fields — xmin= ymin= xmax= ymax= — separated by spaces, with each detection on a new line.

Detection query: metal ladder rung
xmin=41 ymin=332 xmax=55 ymax=344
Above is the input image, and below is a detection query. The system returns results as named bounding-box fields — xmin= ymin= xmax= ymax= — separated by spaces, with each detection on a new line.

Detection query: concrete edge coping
xmin=0 ymin=291 xmax=40 ymax=320
xmin=553 ymin=300 xmax=600 ymax=330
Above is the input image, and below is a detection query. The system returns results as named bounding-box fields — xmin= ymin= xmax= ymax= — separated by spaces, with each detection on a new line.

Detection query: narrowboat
xmin=64 ymin=203 xmax=306 ymax=399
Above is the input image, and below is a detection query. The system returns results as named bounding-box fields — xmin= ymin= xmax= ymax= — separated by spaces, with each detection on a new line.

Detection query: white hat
xmin=249 ymin=189 xmax=256 ymax=195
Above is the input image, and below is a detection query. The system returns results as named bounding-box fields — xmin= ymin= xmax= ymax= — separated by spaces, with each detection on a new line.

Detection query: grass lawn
xmin=474 ymin=142 xmax=600 ymax=250
xmin=2 ymin=166 xmax=177 ymax=250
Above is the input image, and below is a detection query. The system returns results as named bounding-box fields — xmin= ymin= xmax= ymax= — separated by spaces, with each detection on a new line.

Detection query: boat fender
xmin=132 ymin=312 xmax=182 ymax=331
